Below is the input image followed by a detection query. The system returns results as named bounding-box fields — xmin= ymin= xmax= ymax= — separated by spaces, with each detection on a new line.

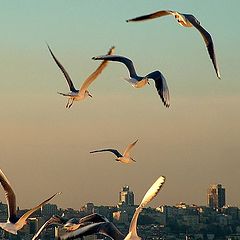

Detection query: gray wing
xmin=126 ymin=10 xmax=172 ymax=22
xmin=79 ymin=213 xmax=109 ymax=224
xmin=32 ymin=215 xmax=65 ymax=240
xmin=47 ymin=44 xmax=78 ymax=92
xmin=59 ymin=222 xmax=124 ymax=240
xmin=0 ymin=168 xmax=17 ymax=223
xmin=146 ymin=71 xmax=170 ymax=107
xmin=90 ymin=149 xmax=123 ymax=158
xmin=92 ymin=55 xmax=138 ymax=78
xmin=185 ymin=14 xmax=221 ymax=79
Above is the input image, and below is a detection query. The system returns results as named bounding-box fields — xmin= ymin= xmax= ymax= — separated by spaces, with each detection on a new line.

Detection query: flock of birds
xmin=0 ymin=8 xmax=220 ymax=240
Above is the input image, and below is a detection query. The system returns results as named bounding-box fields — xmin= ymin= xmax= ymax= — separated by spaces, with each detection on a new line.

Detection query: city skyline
xmin=0 ymin=0 xmax=239 ymax=210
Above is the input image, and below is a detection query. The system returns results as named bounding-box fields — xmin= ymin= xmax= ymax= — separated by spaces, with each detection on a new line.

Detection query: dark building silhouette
xmin=119 ymin=185 xmax=134 ymax=206
xmin=207 ymin=184 xmax=226 ymax=209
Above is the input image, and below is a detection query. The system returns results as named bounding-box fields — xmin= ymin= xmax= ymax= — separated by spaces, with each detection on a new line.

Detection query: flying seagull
xmin=59 ymin=221 xmax=125 ymax=240
xmin=64 ymin=213 xmax=110 ymax=232
xmin=32 ymin=213 xmax=109 ymax=240
xmin=124 ymin=176 xmax=165 ymax=239
xmin=47 ymin=44 xmax=115 ymax=108
xmin=90 ymin=139 xmax=138 ymax=164
xmin=59 ymin=176 xmax=166 ymax=240
xmin=0 ymin=168 xmax=61 ymax=235
xmin=92 ymin=55 xmax=170 ymax=107
xmin=126 ymin=10 xmax=221 ymax=79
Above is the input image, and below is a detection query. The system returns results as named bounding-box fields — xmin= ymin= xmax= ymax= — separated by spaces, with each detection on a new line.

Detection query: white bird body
xmin=125 ymin=77 xmax=149 ymax=88
xmin=116 ymin=156 xmax=135 ymax=164
xmin=57 ymin=91 xmax=89 ymax=101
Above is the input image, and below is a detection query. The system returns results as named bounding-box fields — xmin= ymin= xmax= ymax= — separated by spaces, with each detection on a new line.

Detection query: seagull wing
xmin=16 ymin=192 xmax=61 ymax=228
xmin=47 ymin=44 xmax=78 ymax=92
xmin=59 ymin=222 xmax=124 ymax=240
xmin=185 ymin=14 xmax=221 ymax=79
xmin=32 ymin=215 xmax=65 ymax=240
xmin=146 ymin=71 xmax=170 ymax=107
xmin=79 ymin=46 xmax=115 ymax=95
xmin=127 ymin=176 xmax=166 ymax=238
xmin=79 ymin=213 xmax=109 ymax=224
xmin=0 ymin=168 xmax=17 ymax=223
xmin=126 ymin=10 xmax=172 ymax=22
xmin=92 ymin=55 xmax=138 ymax=79
xmin=123 ymin=139 xmax=138 ymax=158
xmin=90 ymin=149 xmax=122 ymax=158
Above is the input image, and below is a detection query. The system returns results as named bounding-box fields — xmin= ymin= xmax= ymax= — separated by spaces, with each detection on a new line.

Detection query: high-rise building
xmin=119 ymin=185 xmax=134 ymax=206
xmin=207 ymin=184 xmax=226 ymax=209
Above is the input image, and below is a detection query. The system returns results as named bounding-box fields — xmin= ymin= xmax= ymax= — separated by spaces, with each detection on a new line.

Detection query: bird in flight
xmin=0 ymin=168 xmax=61 ymax=235
xmin=92 ymin=55 xmax=170 ymax=107
xmin=47 ymin=44 xmax=115 ymax=108
xmin=58 ymin=176 xmax=166 ymax=240
xmin=32 ymin=213 xmax=110 ymax=240
xmin=127 ymin=10 xmax=221 ymax=79
xmin=90 ymin=139 xmax=138 ymax=164
xmin=125 ymin=176 xmax=166 ymax=239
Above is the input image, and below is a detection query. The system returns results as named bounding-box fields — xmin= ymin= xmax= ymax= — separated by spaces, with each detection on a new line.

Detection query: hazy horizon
xmin=0 ymin=0 xmax=239 ymax=210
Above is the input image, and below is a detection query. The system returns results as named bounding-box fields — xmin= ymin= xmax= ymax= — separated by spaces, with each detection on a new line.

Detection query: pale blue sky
xmin=0 ymin=1 xmax=239 ymax=209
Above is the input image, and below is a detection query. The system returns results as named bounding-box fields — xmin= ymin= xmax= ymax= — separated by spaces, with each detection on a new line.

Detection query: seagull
xmin=47 ymin=44 xmax=115 ymax=108
xmin=59 ymin=176 xmax=166 ymax=240
xmin=90 ymin=139 xmax=138 ymax=164
xmin=64 ymin=213 xmax=110 ymax=232
xmin=126 ymin=10 xmax=221 ymax=79
xmin=124 ymin=176 xmax=165 ymax=239
xmin=32 ymin=213 xmax=109 ymax=240
xmin=0 ymin=168 xmax=61 ymax=235
xmin=92 ymin=55 xmax=170 ymax=107
xmin=59 ymin=221 xmax=125 ymax=240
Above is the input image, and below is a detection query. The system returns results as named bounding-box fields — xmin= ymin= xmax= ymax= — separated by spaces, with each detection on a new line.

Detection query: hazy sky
xmin=0 ymin=1 xmax=239 ymax=210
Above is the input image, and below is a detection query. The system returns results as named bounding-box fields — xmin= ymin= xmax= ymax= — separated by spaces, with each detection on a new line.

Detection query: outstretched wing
xmin=90 ymin=149 xmax=122 ymax=158
xmin=146 ymin=71 xmax=170 ymax=107
xmin=32 ymin=215 xmax=65 ymax=240
xmin=47 ymin=44 xmax=78 ymax=92
xmin=92 ymin=55 xmax=138 ymax=78
xmin=185 ymin=15 xmax=221 ymax=79
xmin=0 ymin=168 xmax=17 ymax=223
xmin=59 ymin=222 xmax=124 ymax=240
xmin=16 ymin=192 xmax=61 ymax=228
xmin=127 ymin=176 xmax=166 ymax=238
xmin=126 ymin=10 xmax=172 ymax=22
xmin=79 ymin=46 xmax=115 ymax=95
xmin=123 ymin=139 xmax=138 ymax=158
xmin=79 ymin=213 xmax=109 ymax=224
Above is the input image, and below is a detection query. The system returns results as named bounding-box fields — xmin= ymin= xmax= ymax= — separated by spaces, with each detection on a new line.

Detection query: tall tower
xmin=119 ymin=185 xmax=134 ymax=206
xmin=207 ymin=184 xmax=226 ymax=209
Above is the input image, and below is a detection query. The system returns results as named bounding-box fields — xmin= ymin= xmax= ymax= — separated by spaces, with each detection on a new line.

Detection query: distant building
xmin=207 ymin=184 xmax=226 ymax=209
xmin=41 ymin=203 xmax=58 ymax=216
xmin=119 ymin=185 xmax=134 ymax=206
